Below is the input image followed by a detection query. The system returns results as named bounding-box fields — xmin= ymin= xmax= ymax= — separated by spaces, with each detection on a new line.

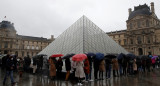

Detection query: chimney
xmin=51 ymin=35 xmax=54 ymax=40
xmin=128 ymin=8 xmax=132 ymax=15
xmin=151 ymin=2 xmax=155 ymax=13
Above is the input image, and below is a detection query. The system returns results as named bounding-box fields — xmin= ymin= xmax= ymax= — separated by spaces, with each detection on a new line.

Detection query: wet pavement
xmin=1 ymin=68 xmax=160 ymax=86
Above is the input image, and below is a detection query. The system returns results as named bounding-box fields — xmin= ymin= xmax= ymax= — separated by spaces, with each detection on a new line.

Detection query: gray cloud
xmin=0 ymin=0 xmax=159 ymax=38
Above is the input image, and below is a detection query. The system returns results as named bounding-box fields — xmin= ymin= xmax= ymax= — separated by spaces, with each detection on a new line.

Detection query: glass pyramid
xmin=39 ymin=15 xmax=128 ymax=56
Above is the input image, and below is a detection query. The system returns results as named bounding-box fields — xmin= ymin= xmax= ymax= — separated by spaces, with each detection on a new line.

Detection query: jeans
xmin=3 ymin=71 xmax=14 ymax=84
xmin=89 ymin=67 xmax=92 ymax=80
xmin=106 ymin=65 xmax=111 ymax=78
xmin=119 ymin=64 xmax=123 ymax=75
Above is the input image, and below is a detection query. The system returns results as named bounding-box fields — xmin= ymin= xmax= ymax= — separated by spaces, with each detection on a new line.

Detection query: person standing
xmin=94 ymin=58 xmax=100 ymax=80
xmin=75 ymin=61 xmax=85 ymax=85
xmin=112 ymin=58 xmax=119 ymax=77
xmin=56 ymin=57 xmax=63 ymax=79
xmin=17 ymin=57 xmax=24 ymax=77
xmin=3 ymin=55 xmax=16 ymax=85
xmin=133 ymin=59 xmax=137 ymax=75
xmin=99 ymin=59 xmax=105 ymax=80
xmin=84 ymin=58 xmax=90 ymax=81
xmin=105 ymin=57 xmax=112 ymax=79
xmin=49 ymin=57 xmax=57 ymax=80
xmin=65 ymin=58 xmax=71 ymax=81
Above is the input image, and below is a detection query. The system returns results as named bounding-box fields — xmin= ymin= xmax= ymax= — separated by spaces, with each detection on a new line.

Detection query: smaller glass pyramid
xmin=39 ymin=15 xmax=128 ymax=56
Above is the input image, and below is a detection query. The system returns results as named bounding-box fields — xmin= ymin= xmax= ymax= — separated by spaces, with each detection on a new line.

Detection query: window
xmin=4 ymin=42 xmax=8 ymax=48
xmin=118 ymin=40 xmax=121 ymax=45
xmin=27 ymin=45 xmax=30 ymax=49
xmin=147 ymin=37 xmax=151 ymax=43
xmin=36 ymin=46 xmax=39 ymax=50
xmin=146 ymin=20 xmax=150 ymax=27
xmin=22 ymin=51 xmax=24 ymax=57
xmin=130 ymin=39 xmax=133 ymax=44
xmin=124 ymin=39 xmax=127 ymax=45
xmin=137 ymin=36 xmax=142 ymax=44
xmin=137 ymin=21 xmax=141 ymax=28
xmin=32 ymin=52 xmax=34 ymax=56
xmin=27 ymin=52 xmax=29 ymax=56
xmin=130 ymin=23 xmax=132 ymax=29
xmin=32 ymin=46 xmax=34 ymax=49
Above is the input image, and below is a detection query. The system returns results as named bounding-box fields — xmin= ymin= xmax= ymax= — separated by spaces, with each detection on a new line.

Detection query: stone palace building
xmin=0 ymin=20 xmax=54 ymax=58
xmin=107 ymin=2 xmax=160 ymax=55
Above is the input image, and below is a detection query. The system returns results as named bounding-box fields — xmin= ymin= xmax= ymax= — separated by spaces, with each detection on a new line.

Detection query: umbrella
xmin=63 ymin=54 xmax=75 ymax=59
xmin=95 ymin=53 xmax=104 ymax=60
xmin=126 ymin=53 xmax=135 ymax=59
xmin=72 ymin=54 xmax=87 ymax=61
xmin=105 ymin=54 xmax=116 ymax=59
xmin=50 ymin=54 xmax=64 ymax=58
xmin=87 ymin=53 xmax=95 ymax=57
xmin=152 ymin=55 xmax=158 ymax=59
xmin=117 ymin=53 xmax=125 ymax=59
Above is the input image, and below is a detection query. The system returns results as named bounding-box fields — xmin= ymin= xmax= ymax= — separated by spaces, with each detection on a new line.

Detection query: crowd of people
xmin=1 ymin=53 xmax=160 ymax=86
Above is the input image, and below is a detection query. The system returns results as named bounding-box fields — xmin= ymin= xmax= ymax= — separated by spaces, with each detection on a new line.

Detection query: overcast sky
xmin=0 ymin=0 xmax=159 ymax=38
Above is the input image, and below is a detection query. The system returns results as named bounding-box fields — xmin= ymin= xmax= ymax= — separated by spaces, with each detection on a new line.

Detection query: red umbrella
xmin=72 ymin=54 xmax=87 ymax=61
xmin=50 ymin=54 xmax=64 ymax=58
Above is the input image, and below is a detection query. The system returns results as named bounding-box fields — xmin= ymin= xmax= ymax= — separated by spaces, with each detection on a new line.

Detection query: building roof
xmin=17 ymin=35 xmax=48 ymax=41
xmin=128 ymin=4 xmax=152 ymax=20
xmin=0 ymin=21 xmax=16 ymax=31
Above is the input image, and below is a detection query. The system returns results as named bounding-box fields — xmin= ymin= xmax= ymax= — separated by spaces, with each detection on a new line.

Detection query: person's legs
xmin=89 ymin=67 xmax=92 ymax=80
xmin=108 ymin=65 xmax=111 ymax=78
xmin=65 ymin=71 xmax=70 ymax=81
xmin=94 ymin=69 xmax=98 ymax=80
xmin=10 ymin=71 xmax=15 ymax=84
xmin=3 ymin=71 xmax=9 ymax=85
xmin=85 ymin=73 xmax=88 ymax=81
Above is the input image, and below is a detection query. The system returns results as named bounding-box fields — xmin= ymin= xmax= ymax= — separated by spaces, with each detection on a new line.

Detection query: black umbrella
xmin=63 ymin=53 xmax=75 ymax=59
xmin=117 ymin=53 xmax=125 ymax=59
xmin=105 ymin=54 xmax=117 ymax=59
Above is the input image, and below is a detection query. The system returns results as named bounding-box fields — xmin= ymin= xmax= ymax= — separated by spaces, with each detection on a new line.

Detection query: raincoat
xmin=49 ymin=58 xmax=56 ymax=77
xmin=84 ymin=59 xmax=90 ymax=74
xmin=75 ymin=61 xmax=85 ymax=78
xmin=112 ymin=58 xmax=119 ymax=70
xmin=99 ymin=59 xmax=105 ymax=72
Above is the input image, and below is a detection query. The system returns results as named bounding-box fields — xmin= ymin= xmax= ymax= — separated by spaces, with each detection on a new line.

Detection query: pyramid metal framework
xmin=39 ymin=16 xmax=128 ymax=56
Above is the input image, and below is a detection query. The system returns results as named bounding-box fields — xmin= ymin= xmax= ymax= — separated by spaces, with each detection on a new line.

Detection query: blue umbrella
xmin=95 ymin=53 xmax=104 ymax=60
xmin=117 ymin=53 xmax=125 ymax=59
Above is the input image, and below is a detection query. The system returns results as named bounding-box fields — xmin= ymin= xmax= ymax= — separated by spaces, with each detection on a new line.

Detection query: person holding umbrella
xmin=56 ymin=57 xmax=63 ymax=79
xmin=72 ymin=54 xmax=86 ymax=85
xmin=84 ymin=58 xmax=90 ymax=82
xmin=99 ymin=59 xmax=105 ymax=80
xmin=49 ymin=57 xmax=57 ymax=80
xmin=65 ymin=58 xmax=71 ymax=81
xmin=112 ymin=58 xmax=119 ymax=77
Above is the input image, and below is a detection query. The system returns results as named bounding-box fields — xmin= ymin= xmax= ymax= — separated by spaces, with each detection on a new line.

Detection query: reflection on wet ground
xmin=1 ymin=69 xmax=160 ymax=86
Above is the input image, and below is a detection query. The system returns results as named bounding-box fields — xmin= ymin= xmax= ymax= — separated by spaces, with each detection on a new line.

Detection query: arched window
xmin=32 ymin=46 xmax=34 ymax=49
xmin=137 ymin=36 xmax=142 ymax=44
xmin=36 ymin=46 xmax=39 ymax=50
xmin=146 ymin=20 xmax=150 ymax=27
xmin=27 ymin=45 xmax=30 ymax=49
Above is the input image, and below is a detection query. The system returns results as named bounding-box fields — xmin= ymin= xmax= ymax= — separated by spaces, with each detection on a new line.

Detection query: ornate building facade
xmin=107 ymin=2 xmax=160 ymax=55
xmin=0 ymin=20 xmax=54 ymax=58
